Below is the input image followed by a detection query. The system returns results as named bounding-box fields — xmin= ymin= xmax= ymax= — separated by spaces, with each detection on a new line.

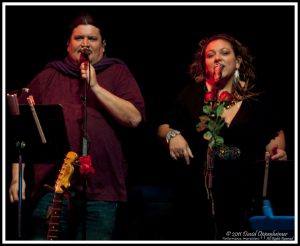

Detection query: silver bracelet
xmin=166 ymin=129 xmax=181 ymax=143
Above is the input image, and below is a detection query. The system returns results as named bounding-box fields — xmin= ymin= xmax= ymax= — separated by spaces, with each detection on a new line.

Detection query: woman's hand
xmin=169 ymin=134 xmax=194 ymax=165
xmin=266 ymin=130 xmax=287 ymax=161
xmin=270 ymin=147 xmax=288 ymax=161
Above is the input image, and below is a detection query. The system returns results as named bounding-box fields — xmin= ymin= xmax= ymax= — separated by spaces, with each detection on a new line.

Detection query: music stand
xmin=8 ymin=104 xmax=70 ymax=164
xmin=6 ymin=104 xmax=70 ymax=239
xmin=248 ymin=160 xmax=295 ymax=236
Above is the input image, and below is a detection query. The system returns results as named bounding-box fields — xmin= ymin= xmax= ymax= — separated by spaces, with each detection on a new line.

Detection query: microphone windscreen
xmin=213 ymin=64 xmax=223 ymax=82
xmin=79 ymin=48 xmax=91 ymax=63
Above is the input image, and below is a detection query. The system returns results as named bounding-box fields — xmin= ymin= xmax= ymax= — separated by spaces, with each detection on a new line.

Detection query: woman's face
xmin=67 ymin=24 xmax=105 ymax=65
xmin=204 ymin=39 xmax=240 ymax=87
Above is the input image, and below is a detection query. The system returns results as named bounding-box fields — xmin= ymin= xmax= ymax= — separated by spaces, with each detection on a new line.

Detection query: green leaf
xmin=203 ymin=105 xmax=211 ymax=114
xmin=208 ymin=138 xmax=215 ymax=148
xmin=216 ymin=104 xmax=224 ymax=117
xmin=215 ymin=117 xmax=225 ymax=129
xmin=203 ymin=131 xmax=212 ymax=141
xmin=219 ymin=121 xmax=225 ymax=128
xmin=208 ymin=120 xmax=217 ymax=131
xmin=215 ymin=136 xmax=224 ymax=146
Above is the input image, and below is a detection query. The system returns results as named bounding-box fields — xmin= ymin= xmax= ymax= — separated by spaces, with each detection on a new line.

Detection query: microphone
xmin=213 ymin=63 xmax=224 ymax=82
xmin=213 ymin=63 xmax=225 ymax=89
xmin=79 ymin=48 xmax=91 ymax=63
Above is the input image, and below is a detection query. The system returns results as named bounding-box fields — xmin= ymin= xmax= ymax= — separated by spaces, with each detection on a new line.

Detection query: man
xmin=9 ymin=13 xmax=145 ymax=240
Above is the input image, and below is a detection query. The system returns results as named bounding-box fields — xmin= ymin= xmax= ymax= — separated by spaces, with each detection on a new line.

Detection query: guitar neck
xmin=47 ymin=192 xmax=64 ymax=240
xmin=46 ymin=151 xmax=77 ymax=240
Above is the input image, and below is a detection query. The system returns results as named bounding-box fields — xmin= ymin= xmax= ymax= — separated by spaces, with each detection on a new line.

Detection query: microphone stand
xmin=82 ymin=69 xmax=89 ymax=157
xmin=7 ymin=92 xmax=46 ymax=239
xmin=7 ymin=93 xmax=23 ymax=238
xmin=80 ymin=53 xmax=90 ymax=240
xmin=16 ymin=141 xmax=25 ymax=239
xmin=80 ymin=50 xmax=90 ymax=156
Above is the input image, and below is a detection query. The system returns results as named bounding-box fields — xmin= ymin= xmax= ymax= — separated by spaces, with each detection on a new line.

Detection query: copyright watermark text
xmin=222 ymin=230 xmax=294 ymax=240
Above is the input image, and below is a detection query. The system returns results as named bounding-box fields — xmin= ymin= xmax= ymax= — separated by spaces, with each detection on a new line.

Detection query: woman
xmin=158 ymin=33 xmax=287 ymax=240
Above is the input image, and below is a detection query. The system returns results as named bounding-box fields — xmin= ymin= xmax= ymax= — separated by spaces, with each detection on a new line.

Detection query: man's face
xmin=67 ymin=24 xmax=105 ymax=65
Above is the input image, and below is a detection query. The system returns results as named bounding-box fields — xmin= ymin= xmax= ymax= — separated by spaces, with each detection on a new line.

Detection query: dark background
xmin=4 ymin=4 xmax=296 ymax=240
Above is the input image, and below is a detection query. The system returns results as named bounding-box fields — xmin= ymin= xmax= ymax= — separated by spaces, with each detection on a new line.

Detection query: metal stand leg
xmin=17 ymin=141 xmax=25 ymax=239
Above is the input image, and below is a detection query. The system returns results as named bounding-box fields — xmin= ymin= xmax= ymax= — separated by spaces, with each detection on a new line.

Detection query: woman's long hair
xmin=189 ymin=33 xmax=258 ymax=100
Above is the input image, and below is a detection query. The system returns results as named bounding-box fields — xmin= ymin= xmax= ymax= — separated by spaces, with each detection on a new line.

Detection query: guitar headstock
xmin=54 ymin=151 xmax=78 ymax=193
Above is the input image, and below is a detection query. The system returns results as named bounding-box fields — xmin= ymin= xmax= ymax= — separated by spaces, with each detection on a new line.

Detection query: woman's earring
xmin=234 ymin=69 xmax=240 ymax=84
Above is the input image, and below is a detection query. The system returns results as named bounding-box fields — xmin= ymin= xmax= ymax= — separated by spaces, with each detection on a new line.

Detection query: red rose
xmin=204 ymin=91 xmax=217 ymax=103
xmin=219 ymin=91 xmax=233 ymax=103
xmin=79 ymin=155 xmax=95 ymax=175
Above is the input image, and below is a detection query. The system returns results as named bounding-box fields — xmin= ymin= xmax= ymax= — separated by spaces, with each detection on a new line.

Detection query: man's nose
xmin=81 ymin=37 xmax=90 ymax=46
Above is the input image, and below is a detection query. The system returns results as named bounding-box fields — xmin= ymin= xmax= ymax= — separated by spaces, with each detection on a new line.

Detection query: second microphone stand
xmin=80 ymin=53 xmax=91 ymax=240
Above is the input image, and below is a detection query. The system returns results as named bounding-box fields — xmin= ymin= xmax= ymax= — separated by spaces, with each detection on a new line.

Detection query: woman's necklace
xmin=223 ymin=97 xmax=241 ymax=109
